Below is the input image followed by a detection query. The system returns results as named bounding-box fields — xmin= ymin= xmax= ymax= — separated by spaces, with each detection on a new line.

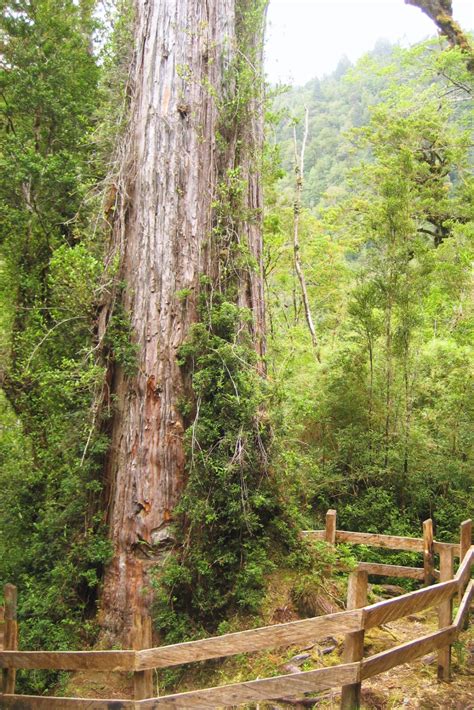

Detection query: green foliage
xmin=289 ymin=540 xmax=356 ymax=616
xmin=271 ymin=43 xmax=392 ymax=207
xmin=48 ymin=244 xmax=102 ymax=319
xmin=266 ymin=40 xmax=474 ymax=543
xmin=152 ymin=295 xmax=294 ymax=641
xmin=219 ymin=0 xmax=267 ymax=135
xmin=0 ymin=0 xmax=112 ymax=692
xmin=95 ymin=0 xmax=135 ymax=159
xmin=104 ymin=303 xmax=139 ymax=377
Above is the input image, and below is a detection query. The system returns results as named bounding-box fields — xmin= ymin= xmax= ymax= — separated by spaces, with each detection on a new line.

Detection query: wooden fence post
xmin=0 ymin=596 xmax=3 ymax=693
xmin=459 ymin=519 xmax=472 ymax=628
xmin=2 ymin=584 xmax=18 ymax=695
xmin=437 ymin=547 xmax=454 ymax=681
xmin=132 ymin=613 xmax=154 ymax=701
xmin=423 ymin=519 xmax=435 ymax=586
xmin=341 ymin=570 xmax=367 ymax=710
xmin=460 ymin=520 xmax=472 ymax=563
xmin=326 ymin=509 xmax=337 ymax=545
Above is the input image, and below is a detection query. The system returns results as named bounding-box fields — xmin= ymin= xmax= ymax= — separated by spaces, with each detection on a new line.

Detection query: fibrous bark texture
xmin=98 ymin=0 xmax=266 ymax=644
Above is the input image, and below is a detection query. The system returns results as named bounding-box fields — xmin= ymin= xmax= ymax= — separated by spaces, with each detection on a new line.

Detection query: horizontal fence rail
xmin=355 ymin=562 xmax=426 ymax=580
xmin=0 ymin=610 xmax=365 ymax=672
xmin=136 ymin=608 xmax=364 ymax=670
xmin=138 ymin=663 xmax=360 ymax=708
xmin=363 ymin=579 xmax=458 ymax=628
xmin=302 ymin=529 xmax=461 ymax=557
xmin=360 ymin=626 xmax=457 ymax=680
xmin=1 ymin=515 xmax=472 ymax=709
xmin=0 ymin=650 xmax=137 ymax=672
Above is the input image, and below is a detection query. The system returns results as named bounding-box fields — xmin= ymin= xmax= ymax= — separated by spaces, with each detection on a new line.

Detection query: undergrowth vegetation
xmin=266 ymin=41 xmax=473 ymax=548
xmin=151 ymin=295 xmax=294 ymax=643
xmin=0 ymin=0 xmax=125 ymax=692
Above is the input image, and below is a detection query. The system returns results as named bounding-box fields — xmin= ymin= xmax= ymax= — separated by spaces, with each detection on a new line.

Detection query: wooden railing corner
xmin=1 ymin=511 xmax=472 ymax=709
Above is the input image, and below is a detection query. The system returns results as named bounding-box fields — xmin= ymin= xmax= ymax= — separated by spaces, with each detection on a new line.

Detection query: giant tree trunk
xmin=98 ymin=0 xmax=266 ymax=644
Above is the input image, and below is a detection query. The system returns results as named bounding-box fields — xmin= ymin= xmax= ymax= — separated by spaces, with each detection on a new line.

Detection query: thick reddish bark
xmin=98 ymin=0 xmax=266 ymax=644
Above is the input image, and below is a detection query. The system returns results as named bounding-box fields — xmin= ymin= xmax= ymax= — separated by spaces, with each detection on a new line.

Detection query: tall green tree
xmin=265 ymin=44 xmax=473 ymax=537
xmin=0 ymin=0 xmax=108 ymax=676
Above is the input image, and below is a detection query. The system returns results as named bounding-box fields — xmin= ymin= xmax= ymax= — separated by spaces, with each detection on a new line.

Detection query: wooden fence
xmin=1 ymin=583 xmax=17 ymax=697
xmin=0 ymin=512 xmax=472 ymax=709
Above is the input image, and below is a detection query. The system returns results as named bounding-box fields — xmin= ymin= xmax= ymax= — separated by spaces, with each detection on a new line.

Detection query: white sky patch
xmin=265 ymin=0 xmax=474 ymax=85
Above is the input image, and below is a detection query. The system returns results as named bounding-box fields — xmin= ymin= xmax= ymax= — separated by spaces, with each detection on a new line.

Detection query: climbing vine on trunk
xmin=96 ymin=0 xmax=292 ymax=645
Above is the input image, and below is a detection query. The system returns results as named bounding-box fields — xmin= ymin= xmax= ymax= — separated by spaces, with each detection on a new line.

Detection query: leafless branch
xmin=293 ymin=107 xmax=321 ymax=362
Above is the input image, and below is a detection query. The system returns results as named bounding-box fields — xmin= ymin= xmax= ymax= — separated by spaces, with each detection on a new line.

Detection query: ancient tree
xmin=98 ymin=0 xmax=267 ymax=643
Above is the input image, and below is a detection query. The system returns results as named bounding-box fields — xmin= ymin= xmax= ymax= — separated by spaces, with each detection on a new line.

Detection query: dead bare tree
xmin=293 ymin=106 xmax=321 ymax=362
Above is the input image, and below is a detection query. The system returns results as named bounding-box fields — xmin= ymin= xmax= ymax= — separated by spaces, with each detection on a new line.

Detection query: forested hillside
xmin=265 ymin=39 xmax=473 ymax=539
xmin=0 ymin=0 xmax=473 ymax=702
xmin=273 ymin=42 xmax=392 ymax=206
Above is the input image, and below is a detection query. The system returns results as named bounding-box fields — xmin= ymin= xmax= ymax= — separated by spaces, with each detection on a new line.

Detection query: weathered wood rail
xmin=1 ymin=513 xmax=472 ymax=709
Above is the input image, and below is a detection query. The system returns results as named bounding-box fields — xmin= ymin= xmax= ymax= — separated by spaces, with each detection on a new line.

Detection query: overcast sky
xmin=265 ymin=0 xmax=474 ymax=85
